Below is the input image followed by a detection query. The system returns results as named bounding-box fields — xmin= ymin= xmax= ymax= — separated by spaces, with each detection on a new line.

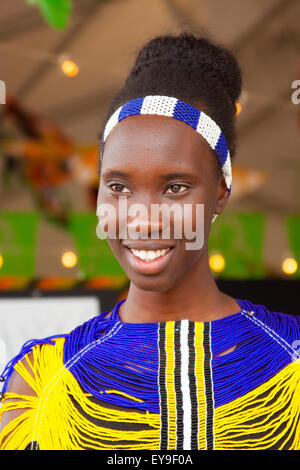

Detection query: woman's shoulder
xmin=0 ymin=309 xmax=116 ymax=395
xmin=241 ymin=297 xmax=300 ymax=329
xmin=238 ymin=297 xmax=300 ymax=357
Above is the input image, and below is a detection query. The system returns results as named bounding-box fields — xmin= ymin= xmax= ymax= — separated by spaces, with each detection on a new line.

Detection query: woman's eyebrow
xmin=160 ymin=172 xmax=199 ymax=181
xmin=101 ymin=170 xmax=131 ymax=179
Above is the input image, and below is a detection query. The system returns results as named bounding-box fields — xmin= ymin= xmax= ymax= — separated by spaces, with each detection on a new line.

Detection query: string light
xmin=209 ymin=253 xmax=225 ymax=273
xmin=235 ymin=101 xmax=242 ymax=115
xmin=61 ymin=251 xmax=77 ymax=268
xmin=60 ymin=59 xmax=79 ymax=77
xmin=0 ymin=254 xmax=3 ymax=269
xmin=282 ymin=257 xmax=298 ymax=275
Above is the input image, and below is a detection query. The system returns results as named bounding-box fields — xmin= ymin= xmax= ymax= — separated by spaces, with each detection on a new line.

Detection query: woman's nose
xmin=127 ymin=201 xmax=162 ymax=239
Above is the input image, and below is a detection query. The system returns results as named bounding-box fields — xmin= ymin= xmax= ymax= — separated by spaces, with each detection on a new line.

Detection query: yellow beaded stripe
xmin=164 ymin=321 xmax=176 ymax=449
xmin=194 ymin=322 xmax=207 ymax=450
xmin=0 ymin=338 xmax=160 ymax=450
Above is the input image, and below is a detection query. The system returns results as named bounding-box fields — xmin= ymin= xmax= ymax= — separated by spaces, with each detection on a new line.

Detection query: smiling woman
xmin=1 ymin=32 xmax=300 ymax=451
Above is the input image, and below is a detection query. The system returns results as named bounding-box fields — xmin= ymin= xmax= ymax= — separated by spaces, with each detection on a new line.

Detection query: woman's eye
xmin=110 ymin=184 xmax=130 ymax=193
xmin=165 ymin=184 xmax=188 ymax=194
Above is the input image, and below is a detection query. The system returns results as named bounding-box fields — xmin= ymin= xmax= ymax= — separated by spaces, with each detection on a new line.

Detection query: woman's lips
xmin=124 ymin=246 xmax=174 ymax=275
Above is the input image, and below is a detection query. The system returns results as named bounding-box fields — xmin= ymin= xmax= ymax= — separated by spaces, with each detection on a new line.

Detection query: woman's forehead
xmin=101 ymin=114 xmax=214 ymax=170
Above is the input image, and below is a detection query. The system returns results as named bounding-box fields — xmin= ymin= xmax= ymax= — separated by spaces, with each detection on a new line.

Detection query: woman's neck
xmin=118 ymin=258 xmax=241 ymax=323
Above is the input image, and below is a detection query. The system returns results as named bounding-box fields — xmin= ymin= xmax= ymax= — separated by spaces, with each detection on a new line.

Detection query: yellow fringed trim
xmin=1 ymin=335 xmax=300 ymax=450
xmin=0 ymin=337 xmax=160 ymax=450
xmin=214 ymin=360 xmax=300 ymax=450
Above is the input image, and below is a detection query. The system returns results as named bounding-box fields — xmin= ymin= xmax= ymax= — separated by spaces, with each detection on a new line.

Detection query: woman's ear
xmin=214 ymin=177 xmax=230 ymax=216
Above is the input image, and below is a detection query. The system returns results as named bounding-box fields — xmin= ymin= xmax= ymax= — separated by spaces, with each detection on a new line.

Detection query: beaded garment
xmin=1 ymin=298 xmax=300 ymax=450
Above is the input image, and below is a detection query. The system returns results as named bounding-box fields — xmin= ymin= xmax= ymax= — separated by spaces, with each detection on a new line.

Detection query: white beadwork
xmin=103 ymin=106 xmax=121 ymax=142
xmin=196 ymin=112 xmax=221 ymax=150
xmin=140 ymin=95 xmax=177 ymax=116
xmin=180 ymin=319 xmax=193 ymax=450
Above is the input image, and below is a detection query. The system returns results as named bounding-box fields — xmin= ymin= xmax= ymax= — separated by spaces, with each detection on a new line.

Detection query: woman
xmin=1 ymin=33 xmax=300 ymax=450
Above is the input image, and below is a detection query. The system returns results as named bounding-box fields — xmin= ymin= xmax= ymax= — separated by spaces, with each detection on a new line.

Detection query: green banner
xmin=26 ymin=0 xmax=72 ymax=29
xmin=208 ymin=212 xmax=265 ymax=278
xmin=286 ymin=215 xmax=300 ymax=278
xmin=0 ymin=212 xmax=39 ymax=277
xmin=68 ymin=212 xmax=126 ymax=279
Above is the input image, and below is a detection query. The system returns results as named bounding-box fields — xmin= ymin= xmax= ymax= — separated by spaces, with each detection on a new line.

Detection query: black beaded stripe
xmin=174 ymin=320 xmax=184 ymax=449
xmin=188 ymin=321 xmax=198 ymax=449
xmin=158 ymin=323 xmax=168 ymax=449
xmin=25 ymin=441 xmax=40 ymax=450
xmin=203 ymin=322 xmax=214 ymax=450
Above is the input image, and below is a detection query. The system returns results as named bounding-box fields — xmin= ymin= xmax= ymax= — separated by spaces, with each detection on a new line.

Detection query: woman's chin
xmin=127 ymin=270 xmax=181 ymax=293
xmin=130 ymin=279 xmax=174 ymax=293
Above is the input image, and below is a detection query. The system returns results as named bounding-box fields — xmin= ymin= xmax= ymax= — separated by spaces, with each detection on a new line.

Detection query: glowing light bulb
xmin=282 ymin=257 xmax=298 ymax=275
xmin=209 ymin=253 xmax=225 ymax=273
xmin=61 ymin=59 xmax=79 ymax=77
xmin=61 ymin=251 xmax=77 ymax=268
xmin=0 ymin=254 xmax=3 ymax=269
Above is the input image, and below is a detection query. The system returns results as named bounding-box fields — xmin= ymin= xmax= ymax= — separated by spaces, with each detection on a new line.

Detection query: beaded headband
xmin=101 ymin=95 xmax=232 ymax=196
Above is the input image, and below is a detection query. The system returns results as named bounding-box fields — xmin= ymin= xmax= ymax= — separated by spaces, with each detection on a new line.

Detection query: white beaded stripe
xmin=180 ymin=319 xmax=192 ymax=450
xmin=103 ymin=106 xmax=121 ymax=142
xmin=140 ymin=95 xmax=178 ymax=116
xmin=196 ymin=112 xmax=221 ymax=150
xmin=222 ymin=154 xmax=232 ymax=189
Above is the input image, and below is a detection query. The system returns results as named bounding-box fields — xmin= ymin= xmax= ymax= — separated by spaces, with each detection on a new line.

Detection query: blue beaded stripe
xmin=173 ymin=100 xmax=200 ymax=130
xmin=215 ymin=132 xmax=228 ymax=167
xmin=102 ymin=96 xmax=232 ymax=193
xmin=118 ymin=96 xmax=144 ymax=122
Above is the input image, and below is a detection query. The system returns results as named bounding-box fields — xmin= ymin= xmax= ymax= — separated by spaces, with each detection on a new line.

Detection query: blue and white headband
xmin=101 ymin=95 xmax=232 ymax=197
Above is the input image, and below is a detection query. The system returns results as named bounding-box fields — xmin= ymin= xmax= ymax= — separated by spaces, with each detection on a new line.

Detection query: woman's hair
xmin=100 ymin=32 xmax=242 ymax=162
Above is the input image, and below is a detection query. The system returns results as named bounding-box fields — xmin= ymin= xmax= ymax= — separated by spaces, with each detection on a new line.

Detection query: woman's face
xmin=97 ymin=115 xmax=228 ymax=292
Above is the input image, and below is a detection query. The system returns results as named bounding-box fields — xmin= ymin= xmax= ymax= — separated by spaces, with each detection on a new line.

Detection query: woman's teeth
xmin=130 ymin=248 xmax=170 ymax=262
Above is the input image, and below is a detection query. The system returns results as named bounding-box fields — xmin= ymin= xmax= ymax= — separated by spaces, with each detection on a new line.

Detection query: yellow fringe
xmin=214 ymin=360 xmax=300 ymax=450
xmin=0 ymin=337 xmax=160 ymax=450
xmin=1 ymin=335 xmax=300 ymax=450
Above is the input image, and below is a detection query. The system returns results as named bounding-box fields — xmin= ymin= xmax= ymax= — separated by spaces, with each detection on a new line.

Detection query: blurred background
xmin=0 ymin=0 xmax=299 ymax=366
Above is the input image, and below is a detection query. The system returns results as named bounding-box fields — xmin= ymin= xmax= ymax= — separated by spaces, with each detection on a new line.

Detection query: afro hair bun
xmin=130 ymin=33 xmax=242 ymax=106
